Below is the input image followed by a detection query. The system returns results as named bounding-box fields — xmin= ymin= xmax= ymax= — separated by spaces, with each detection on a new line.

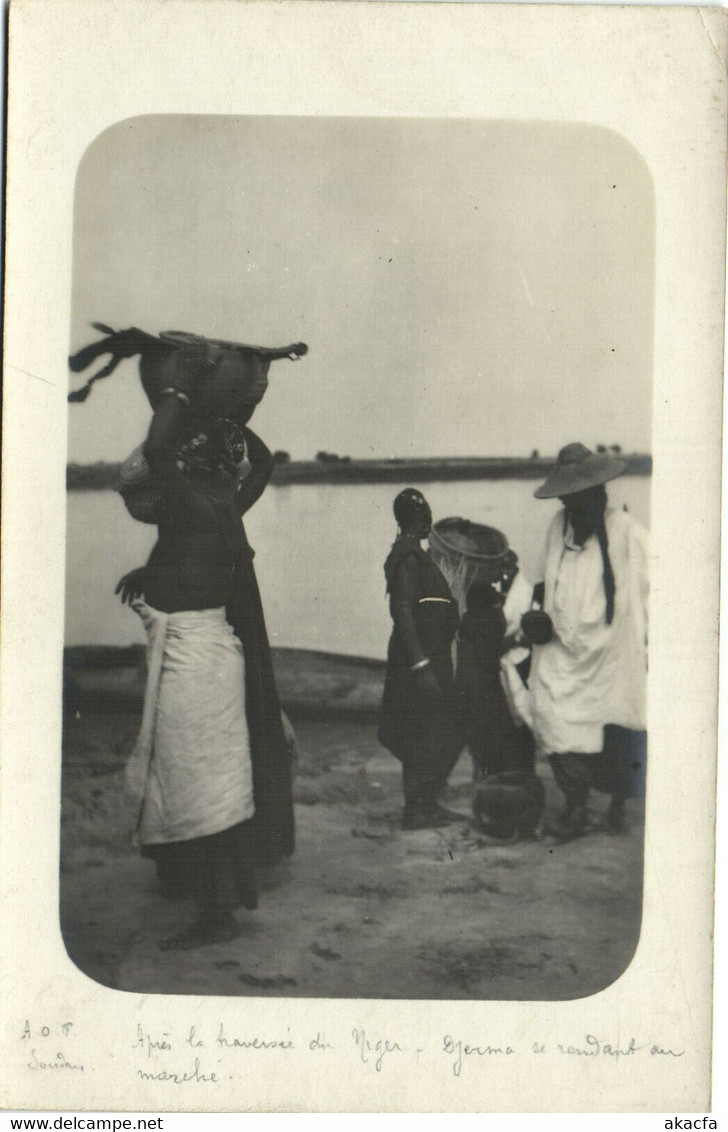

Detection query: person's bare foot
xmin=159 ymin=915 xmax=240 ymax=951
xmin=547 ymin=802 xmax=589 ymax=842
xmin=402 ymin=804 xmax=466 ymax=830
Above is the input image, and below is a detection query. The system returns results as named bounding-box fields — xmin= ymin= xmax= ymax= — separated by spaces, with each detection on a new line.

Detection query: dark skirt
xmin=549 ymin=726 xmax=647 ymax=800
xmin=461 ymin=676 xmax=535 ymax=777
xmin=226 ymin=547 xmax=295 ymax=863
xmin=143 ymin=819 xmax=259 ymax=910
xmin=604 ymin=725 xmax=647 ymax=798
xmin=379 ymin=632 xmax=464 ymax=805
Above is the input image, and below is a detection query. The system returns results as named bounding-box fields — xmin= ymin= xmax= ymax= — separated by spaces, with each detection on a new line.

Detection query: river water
xmin=65 ymin=476 xmax=650 ymax=658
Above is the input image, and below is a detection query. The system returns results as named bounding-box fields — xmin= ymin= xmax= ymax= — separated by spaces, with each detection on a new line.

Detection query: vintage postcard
xmin=1 ymin=0 xmax=726 ymax=1114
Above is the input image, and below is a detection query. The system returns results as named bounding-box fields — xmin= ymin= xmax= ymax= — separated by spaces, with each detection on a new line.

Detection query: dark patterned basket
xmin=428 ymin=517 xmax=509 ymax=609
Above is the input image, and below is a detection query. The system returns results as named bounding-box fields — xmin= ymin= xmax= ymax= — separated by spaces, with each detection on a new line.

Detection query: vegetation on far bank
xmin=67 ymin=452 xmax=652 ymax=490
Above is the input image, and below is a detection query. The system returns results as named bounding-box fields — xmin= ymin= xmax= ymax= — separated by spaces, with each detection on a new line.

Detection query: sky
xmin=68 ymin=116 xmax=654 ymax=464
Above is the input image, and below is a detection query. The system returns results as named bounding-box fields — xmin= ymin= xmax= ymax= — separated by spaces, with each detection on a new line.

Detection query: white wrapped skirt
xmin=125 ymin=600 xmax=255 ymax=846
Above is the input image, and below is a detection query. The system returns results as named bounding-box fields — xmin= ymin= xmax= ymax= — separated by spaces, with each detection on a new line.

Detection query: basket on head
xmin=68 ymin=323 xmax=307 ymax=425
xmin=428 ymin=517 xmax=509 ymax=612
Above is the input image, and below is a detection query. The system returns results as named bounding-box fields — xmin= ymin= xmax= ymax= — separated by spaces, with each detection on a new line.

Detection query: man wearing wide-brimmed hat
xmin=521 ymin=443 xmax=649 ymax=837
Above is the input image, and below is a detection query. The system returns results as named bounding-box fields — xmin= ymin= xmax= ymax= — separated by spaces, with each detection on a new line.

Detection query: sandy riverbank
xmin=60 ymin=711 xmax=644 ymax=1000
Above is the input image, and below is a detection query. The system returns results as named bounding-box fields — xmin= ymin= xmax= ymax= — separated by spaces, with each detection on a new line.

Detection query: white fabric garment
xmin=124 ymin=600 xmax=255 ymax=845
xmin=499 ymin=568 xmax=535 ymax=729
xmin=502 ymin=569 xmax=533 ymax=639
xmin=500 ymin=651 xmax=533 ymax=730
xmin=529 ymin=507 xmax=648 ymax=755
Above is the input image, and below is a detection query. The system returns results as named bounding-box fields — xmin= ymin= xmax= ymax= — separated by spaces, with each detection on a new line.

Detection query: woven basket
xmin=428 ymin=517 xmax=509 ymax=611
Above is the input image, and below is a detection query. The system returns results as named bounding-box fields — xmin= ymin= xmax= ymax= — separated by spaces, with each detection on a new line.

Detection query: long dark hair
xmin=564 ymin=486 xmax=616 ymax=625
xmin=596 ymin=517 xmax=616 ymax=625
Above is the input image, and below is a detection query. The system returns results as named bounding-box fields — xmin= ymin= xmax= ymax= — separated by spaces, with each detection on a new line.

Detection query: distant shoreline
xmin=67 ymin=453 xmax=652 ymax=490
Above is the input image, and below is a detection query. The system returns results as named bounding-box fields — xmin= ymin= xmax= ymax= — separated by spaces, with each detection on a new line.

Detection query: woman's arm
xmin=391 ymin=603 xmax=428 ymax=668
xmin=143 ymin=393 xmax=190 ymax=470
xmin=142 ymin=394 xmax=201 ymax=520
xmin=144 ymin=345 xmax=204 ymax=470
xmin=142 ymin=346 xmax=207 ymax=511
xmin=235 ymin=427 xmax=275 ymax=515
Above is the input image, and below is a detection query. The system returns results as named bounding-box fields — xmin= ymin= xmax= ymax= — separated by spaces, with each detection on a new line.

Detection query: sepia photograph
xmin=62 ymin=115 xmax=652 ymax=1000
xmin=2 ymin=0 xmax=724 ymax=1114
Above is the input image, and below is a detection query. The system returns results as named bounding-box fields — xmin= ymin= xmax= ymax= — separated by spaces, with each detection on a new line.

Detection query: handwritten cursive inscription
xmin=557 ymin=1036 xmax=641 ymax=1058
xmin=442 ymin=1035 xmax=515 ymax=1078
xmin=27 ymin=1049 xmax=84 ymax=1072
xmin=352 ymin=1028 xmax=403 ymax=1072
xmin=136 ymin=1057 xmax=216 ymax=1084
xmin=132 ymin=1025 xmax=172 ymax=1058
xmin=216 ymin=1023 xmax=294 ymax=1051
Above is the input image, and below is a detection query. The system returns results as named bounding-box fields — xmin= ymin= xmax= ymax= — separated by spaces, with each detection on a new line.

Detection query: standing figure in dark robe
xmin=116 ymin=345 xmax=294 ymax=949
xmin=456 ymin=581 xmax=534 ymax=781
xmin=378 ymin=489 xmax=465 ymax=830
xmin=457 ymin=581 xmax=544 ymax=839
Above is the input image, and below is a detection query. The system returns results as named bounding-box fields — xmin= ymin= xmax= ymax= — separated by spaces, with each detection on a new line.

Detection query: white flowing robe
xmin=529 ymin=508 xmax=648 ymax=755
xmin=502 ymin=569 xmax=533 ymax=640
xmin=125 ymin=600 xmax=255 ymax=844
xmin=499 ymin=568 xmax=535 ymax=729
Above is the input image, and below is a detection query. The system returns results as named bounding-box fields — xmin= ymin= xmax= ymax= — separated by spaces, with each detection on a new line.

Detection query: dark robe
xmin=139 ymin=402 xmax=293 ymax=906
xmin=378 ymin=537 xmax=463 ymax=807
xmin=226 ymin=528 xmax=295 ymax=862
xmin=457 ymin=604 xmax=535 ymax=778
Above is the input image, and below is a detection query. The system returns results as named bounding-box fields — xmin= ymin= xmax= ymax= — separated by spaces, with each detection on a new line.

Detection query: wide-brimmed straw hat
xmin=534 ymin=442 xmax=627 ymax=499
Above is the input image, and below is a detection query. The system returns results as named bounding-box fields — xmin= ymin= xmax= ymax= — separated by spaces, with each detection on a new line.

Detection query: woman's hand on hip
xmin=414 ymin=665 xmax=442 ymax=700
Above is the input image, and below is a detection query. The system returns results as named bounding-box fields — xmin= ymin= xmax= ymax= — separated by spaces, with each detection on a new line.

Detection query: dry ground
xmin=60 ymin=711 xmax=644 ymax=1000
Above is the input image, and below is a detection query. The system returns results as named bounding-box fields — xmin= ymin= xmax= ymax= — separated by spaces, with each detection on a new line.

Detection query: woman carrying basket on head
xmin=378 ymin=489 xmax=465 ymax=830
xmin=114 ymin=345 xmax=288 ymax=949
xmin=69 ymin=324 xmax=304 ymax=949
